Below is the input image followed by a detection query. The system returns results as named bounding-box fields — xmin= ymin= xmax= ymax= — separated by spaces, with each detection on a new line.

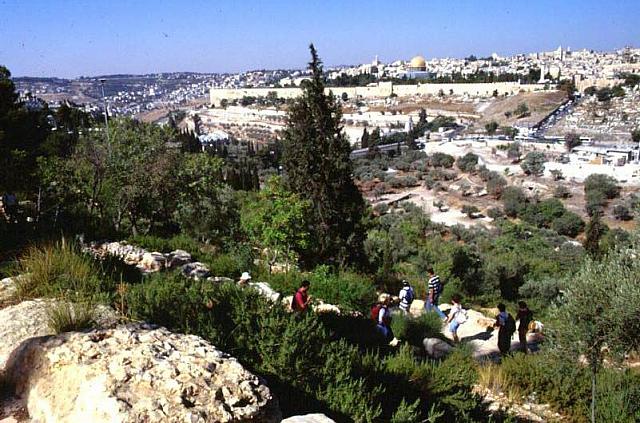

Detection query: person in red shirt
xmin=292 ymin=280 xmax=312 ymax=312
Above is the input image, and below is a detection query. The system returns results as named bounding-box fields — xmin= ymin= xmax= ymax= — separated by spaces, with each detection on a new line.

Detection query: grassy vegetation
xmin=46 ymin=301 xmax=96 ymax=334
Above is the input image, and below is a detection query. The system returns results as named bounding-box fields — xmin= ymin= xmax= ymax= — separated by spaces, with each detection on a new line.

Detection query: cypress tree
xmin=360 ymin=127 xmax=369 ymax=149
xmin=281 ymin=44 xmax=366 ymax=267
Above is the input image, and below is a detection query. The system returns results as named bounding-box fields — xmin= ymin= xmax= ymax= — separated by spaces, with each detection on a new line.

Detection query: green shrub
xmin=128 ymin=234 xmax=202 ymax=254
xmin=456 ymin=153 xmax=479 ymax=172
xmin=390 ymin=399 xmax=421 ymax=423
xmin=307 ymin=266 xmax=377 ymax=313
xmin=584 ymin=174 xmax=620 ymax=199
xmin=390 ymin=312 xmax=443 ymax=347
xmin=206 ymin=252 xmax=247 ymax=278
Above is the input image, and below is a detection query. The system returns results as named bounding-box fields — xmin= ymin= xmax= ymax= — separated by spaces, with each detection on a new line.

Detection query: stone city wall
xmin=210 ymin=81 xmax=542 ymax=106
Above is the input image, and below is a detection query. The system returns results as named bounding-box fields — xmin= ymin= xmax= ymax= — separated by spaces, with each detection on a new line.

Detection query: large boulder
xmin=181 ymin=262 xmax=211 ymax=280
xmin=137 ymin=252 xmax=167 ymax=273
xmin=166 ymin=249 xmax=192 ymax=269
xmin=247 ymin=282 xmax=280 ymax=303
xmin=0 ymin=299 xmax=52 ymax=370
xmin=423 ymin=337 xmax=453 ymax=359
xmin=5 ymin=324 xmax=281 ymax=423
xmin=282 ymin=414 xmax=335 ymax=422
xmin=0 ymin=276 xmax=18 ymax=304
xmin=0 ymin=299 xmax=117 ymax=371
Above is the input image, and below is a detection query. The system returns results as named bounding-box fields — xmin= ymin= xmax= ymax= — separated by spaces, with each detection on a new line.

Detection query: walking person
xmin=425 ymin=267 xmax=446 ymax=319
xmin=495 ymin=303 xmax=516 ymax=356
xmin=398 ymin=280 xmax=414 ymax=314
xmin=373 ymin=295 xmax=394 ymax=343
xmin=291 ymin=280 xmax=312 ymax=313
xmin=445 ymin=294 xmax=467 ymax=343
xmin=517 ymin=301 xmax=533 ymax=353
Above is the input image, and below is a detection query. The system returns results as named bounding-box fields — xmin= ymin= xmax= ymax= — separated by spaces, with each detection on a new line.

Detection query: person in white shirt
xmin=398 ymin=280 xmax=414 ymax=314
xmin=445 ymin=294 xmax=465 ymax=343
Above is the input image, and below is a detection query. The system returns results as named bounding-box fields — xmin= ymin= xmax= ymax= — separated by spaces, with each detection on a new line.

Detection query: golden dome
xmin=409 ymin=55 xmax=426 ymax=69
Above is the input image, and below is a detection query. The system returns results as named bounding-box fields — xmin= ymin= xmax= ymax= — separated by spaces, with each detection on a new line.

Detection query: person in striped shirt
xmin=425 ymin=267 xmax=446 ymax=319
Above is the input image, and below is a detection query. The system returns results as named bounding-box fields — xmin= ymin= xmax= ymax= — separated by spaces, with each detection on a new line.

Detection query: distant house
xmin=572 ymin=145 xmax=637 ymax=165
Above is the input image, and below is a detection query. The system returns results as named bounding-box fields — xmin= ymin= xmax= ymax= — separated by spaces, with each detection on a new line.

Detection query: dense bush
xmin=498 ymin=352 xmax=640 ymax=422
xmin=551 ymin=211 xmax=585 ymax=237
xmin=520 ymin=152 xmax=546 ymax=176
xmin=553 ymin=185 xmax=571 ymax=199
xmin=390 ymin=312 xmax=443 ymax=347
xmin=584 ymin=174 xmax=620 ymax=199
xmin=485 ymin=173 xmax=507 ymax=198
xmin=456 ymin=153 xmax=479 ymax=172
xmin=429 ymin=152 xmax=455 ymax=168
xmin=501 ymin=186 xmax=527 ymax=217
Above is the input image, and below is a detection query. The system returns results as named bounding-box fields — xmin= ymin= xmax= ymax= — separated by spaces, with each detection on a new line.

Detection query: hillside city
xmin=2 ymin=4 xmax=640 ymax=420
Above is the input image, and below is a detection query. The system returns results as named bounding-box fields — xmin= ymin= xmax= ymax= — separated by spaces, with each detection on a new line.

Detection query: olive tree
xmin=551 ymin=240 xmax=640 ymax=423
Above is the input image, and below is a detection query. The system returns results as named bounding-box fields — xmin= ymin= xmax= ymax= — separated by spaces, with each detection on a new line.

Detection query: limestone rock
xmin=282 ymin=414 xmax=336 ymax=423
xmin=181 ymin=262 xmax=211 ymax=280
xmin=0 ymin=299 xmax=52 ymax=370
xmin=207 ymin=276 xmax=234 ymax=283
xmin=423 ymin=337 xmax=453 ymax=359
xmin=312 ymin=302 xmax=341 ymax=315
xmin=0 ymin=299 xmax=117 ymax=371
xmin=5 ymin=324 xmax=281 ymax=423
xmin=0 ymin=276 xmax=18 ymax=304
xmin=166 ymin=250 xmax=192 ymax=269
xmin=137 ymin=252 xmax=167 ymax=272
xmin=247 ymin=282 xmax=280 ymax=303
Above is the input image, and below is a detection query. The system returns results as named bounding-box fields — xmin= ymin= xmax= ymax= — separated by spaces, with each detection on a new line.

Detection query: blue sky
xmin=1 ymin=0 xmax=638 ymax=78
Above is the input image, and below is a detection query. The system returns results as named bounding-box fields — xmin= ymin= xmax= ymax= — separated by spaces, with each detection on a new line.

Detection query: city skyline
xmin=1 ymin=0 xmax=639 ymax=78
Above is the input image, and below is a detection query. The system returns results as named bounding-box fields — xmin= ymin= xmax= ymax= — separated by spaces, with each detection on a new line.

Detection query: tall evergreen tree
xmin=281 ymin=44 xmax=367 ymax=267
xmin=360 ymin=127 xmax=369 ymax=149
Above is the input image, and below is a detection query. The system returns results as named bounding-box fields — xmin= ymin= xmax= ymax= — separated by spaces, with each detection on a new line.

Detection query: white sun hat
xmin=239 ymin=272 xmax=252 ymax=281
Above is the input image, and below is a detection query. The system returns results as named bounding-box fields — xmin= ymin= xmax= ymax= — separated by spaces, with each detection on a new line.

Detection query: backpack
xmin=455 ymin=308 xmax=468 ymax=324
xmin=370 ymin=304 xmax=382 ymax=322
xmin=506 ymin=313 xmax=517 ymax=335
xmin=401 ymin=287 xmax=414 ymax=305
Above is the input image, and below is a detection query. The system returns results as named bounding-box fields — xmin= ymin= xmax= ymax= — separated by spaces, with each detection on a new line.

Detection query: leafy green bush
xmin=308 ymin=266 xmax=377 ymax=313
xmin=128 ymin=234 xmax=202 ymax=254
xmin=429 ymin=152 xmax=455 ymax=168
xmin=456 ymin=153 xmax=479 ymax=172
xmin=501 ymin=186 xmax=526 ymax=217
xmin=499 ymin=352 xmax=640 ymax=422
xmin=584 ymin=174 xmax=620 ymax=199
xmin=390 ymin=312 xmax=443 ymax=347
xmin=206 ymin=252 xmax=247 ymax=278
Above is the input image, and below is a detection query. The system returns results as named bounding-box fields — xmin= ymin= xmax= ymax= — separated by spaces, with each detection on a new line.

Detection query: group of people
xmin=250 ymin=268 xmax=535 ymax=355
xmin=495 ymin=301 xmax=534 ymax=355
xmin=378 ymin=268 xmax=536 ymax=355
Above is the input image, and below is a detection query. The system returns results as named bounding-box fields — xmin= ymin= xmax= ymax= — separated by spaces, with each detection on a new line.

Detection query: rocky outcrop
xmin=0 ymin=299 xmax=117 ymax=370
xmin=423 ymin=337 xmax=453 ymax=359
xmin=84 ymin=241 xmax=210 ymax=276
xmin=0 ymin=299 xmax=52 ymax=369
xmin=4 ymin=324 xmax=281 ymax=423
xmin=181 ymin=262 xmax=211 ymax=280
xmin=0 ymin=276 xmax=18 ymax=304
xmin=248 ymin=282 xmax=281 ymax=303
xmin=282 ymin=414 xmax=336 ymax=422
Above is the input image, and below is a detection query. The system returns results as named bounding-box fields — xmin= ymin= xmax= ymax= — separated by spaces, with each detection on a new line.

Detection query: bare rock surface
xmin=0 ymin=299 xmax=53 ymax=369
xmin=282 ymin=414 xmax=336 ymax=423
xmin=4 ymin=323 xmax=281 ymax=423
